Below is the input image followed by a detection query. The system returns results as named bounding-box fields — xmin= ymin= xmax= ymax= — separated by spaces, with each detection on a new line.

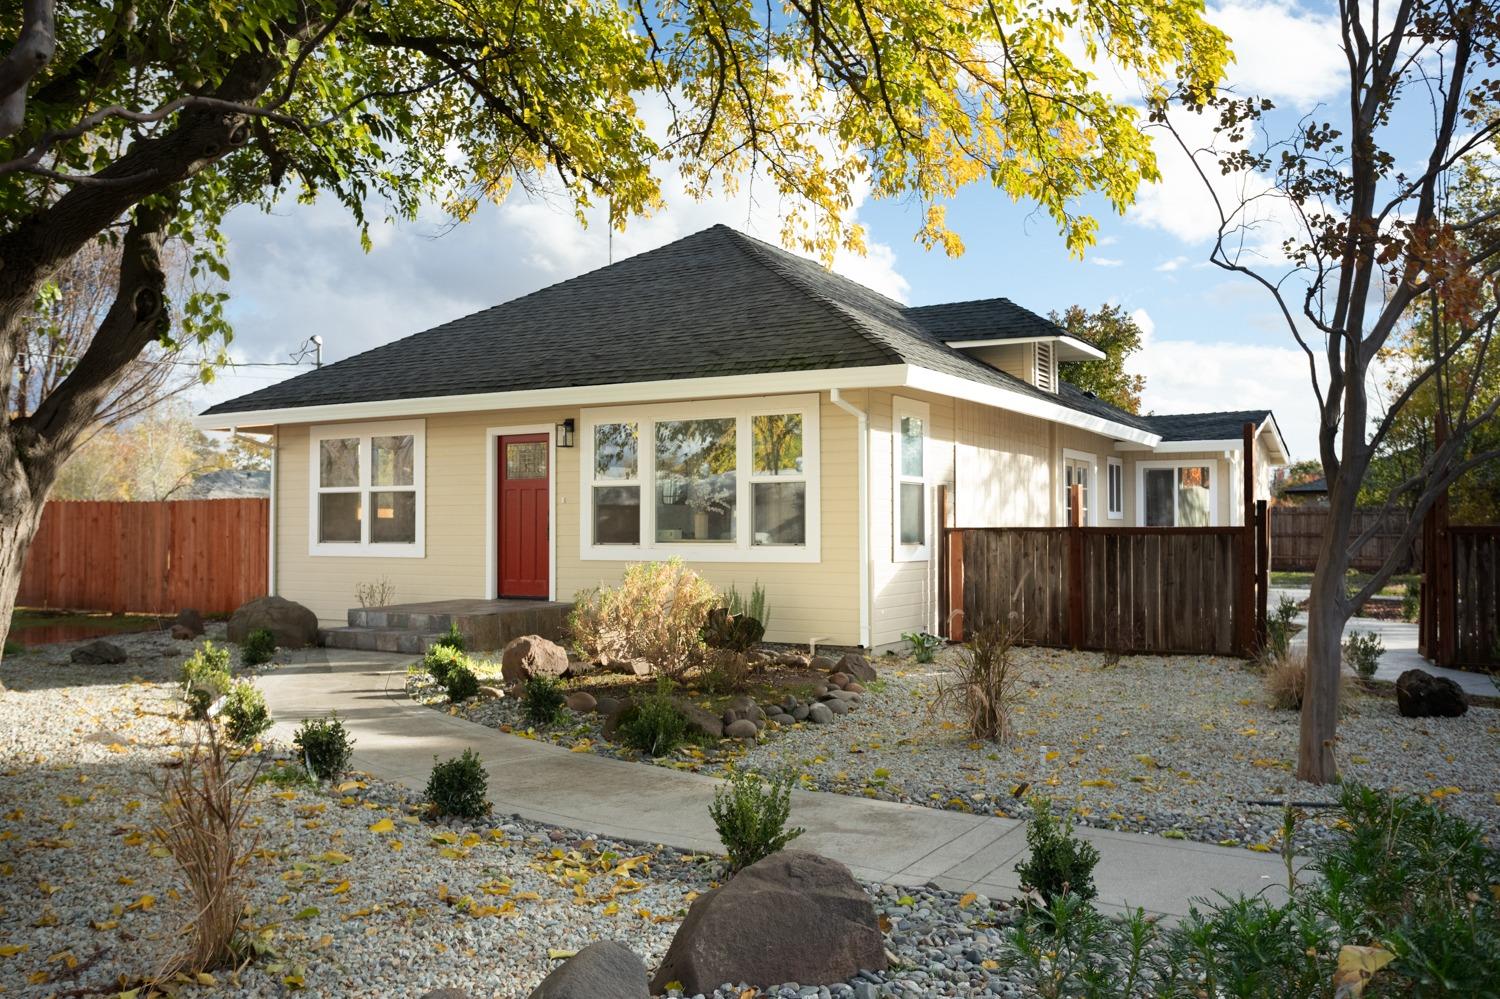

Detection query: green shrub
xmin=443 ymin=662 xmax=480 ymax=702
xmin=1014 ymin=797 xmax=1101 ymax=907
xmin=701 ymin=606 xmax=766 ymax=653
xmin=426 ymin=749 xmax=489 ymax=819
xmin=1343 ymin=629 xmax=1385 ymax=681
xmin=724 ymin=581 xmax=771 ymax=630
xmin=709 ymin=769 xmax=804 ymax=872
xmin=569 ymin=558 xmax=720 ymax=678
xmin=616 ymin=678 xmax=690 ymax=755
xmin=1258 ymin=593 xmax=1301 ymax=665
xmin=424 ymin=644 xmax=466 ymax=687
xmin=220 ymin=680 xmax=272 ymax=744
xmin=180 ymin=642 xmax=232 ymax=719
xmin=241 ymin=628 xmax=276 ymax=666
xmin=521 ymin=675 xmax=567 ymax=726
xmin=1401 ymin=580 xmax=1421 ymax=622
xmin=432 ymin=622 xmax=466 ymax=653
xmin=292 ymin=713 xmax=354 ymax=781
xmin=903 ymin=630 xmax=944 ymax=663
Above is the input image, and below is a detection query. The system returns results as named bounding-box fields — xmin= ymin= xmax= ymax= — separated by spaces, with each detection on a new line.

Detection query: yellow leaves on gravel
xmin=367 ymin=818 xmax=395 ymax=834
xmin=124 ymin=894 xmax=155 ymax=911
xmin=1333 ymin=944 xmax=1395 ymax=998
xmin=315 ymin=850 xmax=353 ymax=864
xmin=0 ymin=944 xmax=28 ymax=957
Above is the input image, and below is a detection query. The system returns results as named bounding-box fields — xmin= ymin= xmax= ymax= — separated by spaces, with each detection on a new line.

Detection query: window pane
xmin=1178 ymin=466 xmax=1212 ymax=527
xmin=656 ymin=418 xmax=736 ymax=542
xmin=372 ymin=435 xmax=414 ymax=486
xmin=505 ymin=441 xmax=547 ymax=480
xmin=900 ymin=481 xmax=925 ymax=545
xmin=900 ymin=416 xmax=924 ymax=478
xmin=319 ymin=492 xmax=361 ymax=542
xmin=593 ymin=486 xmax=640 ymax=544
xmin=1065 ymin=460 xmax=1090 ymax=523
xmin=319 ymin=438 xmax=360 ymax=488
xmin=753 ymin=481 xmax=806 ymax=545
xmin=753 ymin=414 xmax=803 ymax=475
xmin=593 ymin=423 xmax=638 ymax=480
xmin=1144 ymin=468 xmax=1175 ymax=527
xmin=370 ymin=491 xmax=416 ymax=543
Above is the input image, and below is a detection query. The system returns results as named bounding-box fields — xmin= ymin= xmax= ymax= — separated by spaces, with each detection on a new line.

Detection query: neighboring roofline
xmin=944 ymin=335 xmax=1106 ymax=360
xmin=194 ymin=361 xmax=1162 ymax=445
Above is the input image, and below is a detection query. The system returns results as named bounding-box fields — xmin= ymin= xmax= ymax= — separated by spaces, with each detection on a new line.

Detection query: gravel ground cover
xmin=1 ymin=637 xmax=1037 ymax=998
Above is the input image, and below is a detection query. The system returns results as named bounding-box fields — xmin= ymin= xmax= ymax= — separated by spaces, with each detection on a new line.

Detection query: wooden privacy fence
xmin=1271 ymin=506 xmax=1420 ymax=573
xmin=1421 ymin=518 xmax=1500 ymax=670
xmin=18 ymin=499 xmax=269 ymax=616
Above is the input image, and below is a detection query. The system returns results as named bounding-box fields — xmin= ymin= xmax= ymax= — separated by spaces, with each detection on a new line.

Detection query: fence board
xmin=1271 ymin=506 xmax=1420 ymax=572
xmin=1451 ymin=528 xmax=1500 ymax=668
xmin=18 ymin=499 xmax=268 ymax=616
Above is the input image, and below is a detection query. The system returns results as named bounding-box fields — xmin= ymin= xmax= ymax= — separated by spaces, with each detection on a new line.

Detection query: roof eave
xmin=944 ymin=334 xmax=1105 ymax=361
xmin=903 ymin=366 xmax=1160 ymax=445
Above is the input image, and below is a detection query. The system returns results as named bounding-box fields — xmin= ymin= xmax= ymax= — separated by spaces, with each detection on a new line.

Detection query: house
xmin=196 ymin=224 xmax=1289 ymax=651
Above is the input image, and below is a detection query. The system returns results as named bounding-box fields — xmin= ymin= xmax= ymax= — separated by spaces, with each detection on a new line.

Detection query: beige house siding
xmin=273 ymin=394 xmax=862 ymax=646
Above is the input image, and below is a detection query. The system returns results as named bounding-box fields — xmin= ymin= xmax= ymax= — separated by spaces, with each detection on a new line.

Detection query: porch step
xmin=320 ymin=625 xmax=446 ymax=656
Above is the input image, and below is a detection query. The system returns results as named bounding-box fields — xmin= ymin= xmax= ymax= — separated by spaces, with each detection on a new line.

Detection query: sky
xmin=193 ymin=0 xmax=1359 ymax=462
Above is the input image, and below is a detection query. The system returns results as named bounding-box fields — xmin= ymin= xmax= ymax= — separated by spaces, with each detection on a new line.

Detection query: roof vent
xmin=1034 ymin=341 xmax=1056 ymax=393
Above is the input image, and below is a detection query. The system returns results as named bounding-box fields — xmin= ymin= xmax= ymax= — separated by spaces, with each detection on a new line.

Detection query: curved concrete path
xmin=260 ymin=648 xmax=1290 ymax=919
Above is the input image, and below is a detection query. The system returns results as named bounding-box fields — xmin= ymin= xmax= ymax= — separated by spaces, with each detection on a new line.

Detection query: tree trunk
xmin=1297 ymin=558 xmax=1348 ymax=783
xmin=0 ymin=448 xmax=53 ymax=655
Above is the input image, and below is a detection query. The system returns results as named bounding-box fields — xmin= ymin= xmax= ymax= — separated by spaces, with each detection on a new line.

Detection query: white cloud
xmin=1091 ymin=257 xmax=1125 ymax=267
xmin=1208 ymin=2 xmax=1345 ymax=107
xmin=1155 ymin=256 xmax=1190 ymax=272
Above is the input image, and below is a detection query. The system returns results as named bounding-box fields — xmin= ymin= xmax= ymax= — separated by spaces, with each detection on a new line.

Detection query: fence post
xmin=1067 ymin=482 xmax=1084 ymax=648
xmin=1255 ymin=499 xmax=1270 ymax=650
xmin=947 ymin=529 xmax=965 ymax=643
xmin=1237 ymin=422 xmax=1257 ymax=657
xmin=937 ymin=484 xmax=951 ymax=639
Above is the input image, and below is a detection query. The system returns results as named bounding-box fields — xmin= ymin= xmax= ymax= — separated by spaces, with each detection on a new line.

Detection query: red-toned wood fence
xmin=1270 ymin=506 xmax=1420 ymax=572
xmin=1421 ymin=518 xmax=1500 ymax=670
xmin=18 ymin=499 xmax=269 ymax=615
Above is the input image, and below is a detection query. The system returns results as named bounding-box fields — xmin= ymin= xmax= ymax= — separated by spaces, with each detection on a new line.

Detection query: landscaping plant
xmin=424 ymin=644 xmax=467 ymax=688
xmin=442 ymin=661 xmax=480 ymax=702
xmin=903 ymin=630 xmax=944 ymax=664
xmin=1342 ymin=630 xmax=1385 ymax=682
xmin=724 ymin=582 xmax=771 ymax=631
xmin=616 ymin=678 xmax=691 ymax=756
xmin=354 ymin=576 xmax=396 ymax=608
xmin=292 ymin=713 xmax=354 ymax=781
xmin=700 ymin=647 xmax=753 ymax=695
xmin=929 ymin=617 xmax=1024 ymax=742
xmin=220 ymin=679 xmax=272 ymax=745
xmin=432 ymin=622 xmax=466 ymax=653
xmin=426 ymin=749 xmax=490 ymax=820
xmin=152 ymin=721 xmax=261 ymax=977
xmin=1258 ymin=594 xmax=1300 ymax=665
xmin=180 ymin=641 xmax=232 ymax=719
xmin=240 ymin=627 xmax=277 ymax=667
xmin=569 ymin=559 xmax=719 ymax=677
xmin=522 ymin=675 xmax=567 ymax=726
xmin=709 ymin=769 xmax=804 ymax=873
xmin=701 ymin=605 xmax=766 ymax=653
xmin=1401 ymin=580 xmax=1421 ymax=623
xmin=1265 ymin=648 xmax=1353 ymax=712
xmin=1014 ymin=797 xmax=1101 ymax=908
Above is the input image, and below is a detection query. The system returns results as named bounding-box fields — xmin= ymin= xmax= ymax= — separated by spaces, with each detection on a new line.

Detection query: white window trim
xmin=308 ymin=419 xmax=426 ymax=558
xmin=1061 ymin=448 xmax=1098 ymax=526
xmin=1135 ymin=459 xmax=1220 ymax=528
xmin=578 ymin=393 xmax=821 ymax=564
xmin=1106 ymin=457 xmax=1125 ymax=520
xmin=892 ymin=395 xmax=930 ymax=563
xmin=485 ymin=423 xmax=557 ymax=600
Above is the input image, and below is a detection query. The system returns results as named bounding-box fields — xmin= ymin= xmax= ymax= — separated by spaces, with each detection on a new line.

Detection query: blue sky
xmin=196 ymin=1 xmax=1355 ymax=461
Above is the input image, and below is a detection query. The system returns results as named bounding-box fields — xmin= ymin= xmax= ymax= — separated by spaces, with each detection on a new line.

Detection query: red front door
xmin=498 ymin=434 xmax=550 ymax=598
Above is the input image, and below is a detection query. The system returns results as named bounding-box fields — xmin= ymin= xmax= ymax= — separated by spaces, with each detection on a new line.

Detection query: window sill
xmin=580 ymin=543 xmax=820 ymax=564
xmin=309 ymin=542 xmax=426 ymax=559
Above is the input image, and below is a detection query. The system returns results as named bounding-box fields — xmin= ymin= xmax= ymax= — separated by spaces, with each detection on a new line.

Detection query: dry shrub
xmin=568 ymin=558 xmax=719 ymax=678
xmin=930 ymin=617 xmax=1025 ymax=742
xmin=153 ymin=721 xmax=261 ymax=977
xmin=1264 ymin=648 xmax=1353 ymax=711
xmin=700 ymin=649 xmax=753 ymax=694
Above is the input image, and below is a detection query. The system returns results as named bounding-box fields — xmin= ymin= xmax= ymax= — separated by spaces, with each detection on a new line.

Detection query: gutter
xmin=829 ymin=389 xmax=872 ymax=651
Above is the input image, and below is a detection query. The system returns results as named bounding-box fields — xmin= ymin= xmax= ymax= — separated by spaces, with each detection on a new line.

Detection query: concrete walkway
xmin=259 ymin=649 xmax=1291 ymax=920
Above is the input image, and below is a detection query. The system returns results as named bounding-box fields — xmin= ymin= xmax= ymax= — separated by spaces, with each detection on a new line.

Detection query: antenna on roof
xmin=607 ymin=196 xmax=614 ymax=265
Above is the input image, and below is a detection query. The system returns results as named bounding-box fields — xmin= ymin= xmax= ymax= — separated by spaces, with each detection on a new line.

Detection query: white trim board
xmin=485 ymin=423 xmax=558 ymax=601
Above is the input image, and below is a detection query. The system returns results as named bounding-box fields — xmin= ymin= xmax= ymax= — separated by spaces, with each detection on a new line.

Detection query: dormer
xmin=903 ymin=297 xmax=1105 ymax=394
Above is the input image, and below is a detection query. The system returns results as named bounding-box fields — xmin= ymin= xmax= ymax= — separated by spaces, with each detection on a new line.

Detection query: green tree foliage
xmin=1051 ymin=303 xmax=1148 ymax=413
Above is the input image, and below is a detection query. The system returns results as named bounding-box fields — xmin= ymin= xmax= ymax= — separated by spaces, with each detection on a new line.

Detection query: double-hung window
xmin=1106 ymin=457 xmax=1124 ymax=520
xmin=1139 ymin=461 xmax=1216 ymax=527
xmin=310 ymin=421 xmax=425 ymax=556
xmin=893 ymin=396 xmax=929 ymax=561
xmin=1062 ymin=449 xmax=1095 ymax=526
xmin=580 ymin=395 xmax=820 ymax=562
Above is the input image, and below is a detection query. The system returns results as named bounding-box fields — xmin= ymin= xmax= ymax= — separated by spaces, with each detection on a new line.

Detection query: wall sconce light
xmin=556 ymin=418 xmax=576 ymax=448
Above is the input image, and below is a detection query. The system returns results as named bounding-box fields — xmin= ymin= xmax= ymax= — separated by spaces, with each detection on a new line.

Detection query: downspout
xmin=830 ymin=389 xmax=871 ymax=650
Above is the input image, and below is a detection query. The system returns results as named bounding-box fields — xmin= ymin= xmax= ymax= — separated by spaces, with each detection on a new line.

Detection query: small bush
xmin=354 ymin=576 xmax=395 ymax=608
xmin=701 ymin=606 xmax=766 ymax=653
xmin=616 ymin=678 xmax=690 ymax=756
xmin=1014 ymin=797 xmax=1101 ymax=907
xmin=240 ymin=628 xmax=276 ymax=667
xmin=424 ymin=644 xmax=467 ymax=687
xmin=929 ymin=618 xmax=1023 ymax=742
xmin=1265 ymin=647 xmax=1354 ymax=710
xmin=220 ymin=680 xmax=272 ymax=745
xmin=181 ymin=642 xmax=233 ymax=719
xmin=903 ymin=630 xmax=943 ymax=663
xmin=1343 ymin=630 xmax=1384 ymax=681
xmin=700 ymin=649 xmax=752 ymax=695
xmin=521 ymin=675 xmax=567 ymax=726
xmin=709 ymin=769 xmax=804 ymax=872
xmin=292 ymin=713 xmax=354 ymax=781
xmin=569 ymin=558 xmax=720 ymax=677
xmin=432 ymin=622 xmax=466 ymax=653
xmin=443 ymin=663 xmax=480 ymax=702
xmin=724 ymin=582 xmax=771 ymax=630
xmin=1401 ymin=580 xmax=1421 ymax=622
xmin=426 ymin=749 xmax=489 ymax=819
xmin=1257 ymin=594 xmax=1300 ymax=665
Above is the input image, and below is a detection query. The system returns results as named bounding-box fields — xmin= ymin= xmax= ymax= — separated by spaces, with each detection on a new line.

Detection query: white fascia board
xmin=1115 ymin=420 xmax=1292 ymax=463
xmin=945 ymin=335 xmax=1106 ymax=361
xmin=193 ymin=364 xmax=910 ymax=430
xmin=903 ymin=366 xmax=1160 ymax=446
xmin=1258 ymin=414 xmax=1291 ymax=464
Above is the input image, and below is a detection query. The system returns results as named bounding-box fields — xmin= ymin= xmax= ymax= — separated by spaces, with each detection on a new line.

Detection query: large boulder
xmin=70 ymin=639 xmax=127 ymax=665
xmin=835 ymin=653 xmax=877 ymax=683
xmin=1395 ymin=669 xmax=1468 ymax=718
xmin=528 ymin=940 xmax=648 ymax=999
xmin=649 ymin=851 xmax=886 ymax=994
xmin=501 ymin=635 xmax=570 ymax=686
xmin=227 ymin=596 xmax=319 ymax=649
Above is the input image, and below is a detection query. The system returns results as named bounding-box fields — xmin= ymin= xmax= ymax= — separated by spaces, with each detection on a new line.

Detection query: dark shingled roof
xmin=1284 ymin=476 xmax=1327 ymax=495
xmin=904 ymin=298 xmax=1076 ymax=343
xmin=1146 ymin=410 xmax=1274 ymax=442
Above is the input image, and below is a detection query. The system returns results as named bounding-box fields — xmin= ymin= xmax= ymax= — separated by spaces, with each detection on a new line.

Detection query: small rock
xmin=501 ymin=635 xmax=570 ymax=685
xmin=807 ymin=703 xmax=834 ymax=724
xmin=827 ymin=672 xmax=851 ymax=689
xmin=70 ymin=639 xmax=127 ymax=665
xmin=810 ymin=655 xmax=839 ymax=672
xmin=173 ymin=608 xmax=206 ymax=638
xmin=477 ymin=685 xmax=505 ymax=701
xmin=845 ymin=682 xmax=866 ymax=694
xmin=529 ymin=940 xmax=649 ymax=999
xmin=594 ymin=695 xmax=623 ymax=718
xmin=823 ymin=698 xmax=851 ymax=716
xmin=725 ymin=719 xmax=759 ymax=740
xmin=169 ymin=624 xmax=197 ymax=641
xmin=835 ymin=653 xmax=877 ymax=683
xmin=84 ymin=728 xmax=130 ymax=745
xmin=674 ymin=698 xmax=725 ymax=740
xmin=565 ymin=691 xmax=597 ymax=713
xmin=419 ymin=990 xmax=470 ymax=999
xmin=791 ymin=705 xmax=810 ymax=722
